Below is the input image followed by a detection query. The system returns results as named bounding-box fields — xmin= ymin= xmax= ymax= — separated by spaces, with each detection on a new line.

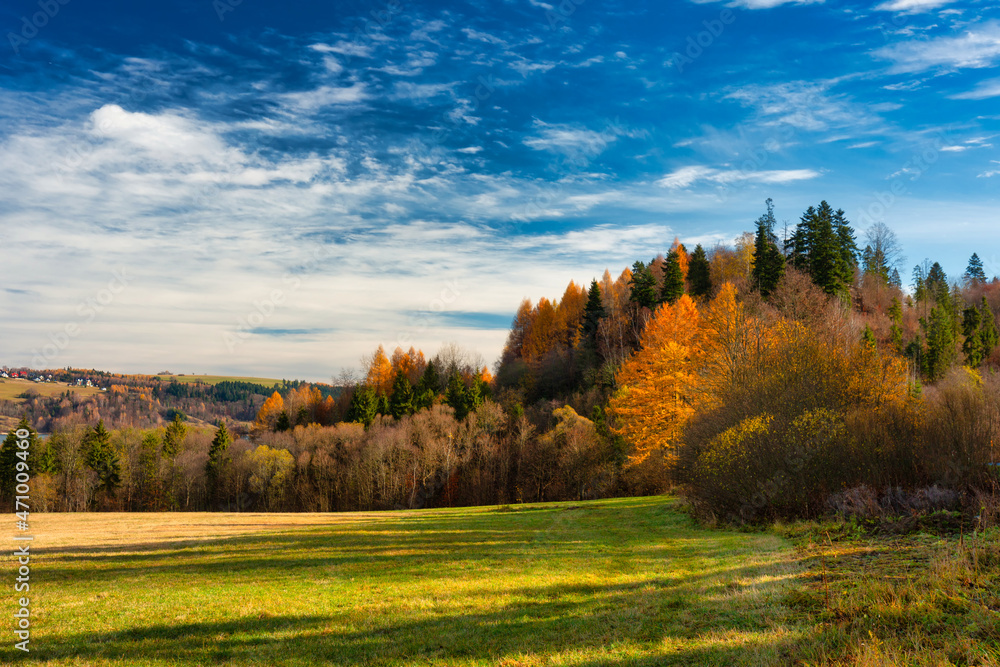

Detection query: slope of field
xmin=0 ymin=378 xmax=103 ymax=402
xmin=154 ymin=374 xmax=283 ymax=387
xmin=4 ymin=497 xmax=807 ymax=666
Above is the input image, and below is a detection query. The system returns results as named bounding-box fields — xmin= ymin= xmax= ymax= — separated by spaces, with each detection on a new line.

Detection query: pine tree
xmin=581 ymin=279 xmax=605 ymax=348
xmin=83 ymin=420 xmax=121 ymax=498
xmin=445 ymin=372 xmax=468 ymax=420
xmin=750 ymin=198 xmax=785 ymax=297
xmin=787 ymin=201 xmax=856 ymax=296
xmin=833 ymin=208 xmax=859 ymax=282
xmin=688 ymin=244 xmax=713 ymax=298
xmin=926 ymin=262 xmax=949 ymax=306
xmin=964 ymin=253 xmax=987 ymax=286
xmin=347 ymin=385 xmax=379 ymax=428
xmin=660 ymin=251 xmax=685 ymax=304
xmin=274 ymin=411 xmax=291 ymax=432
xmin=205 ymin=421 xmax=232 ymax=508
xmin=389 ymin=371 xmax=414 ymax=419
xmin=923 ymin=306 xmax=956 ymax=381
xmin=862 ymin=325 xmax=877 ymax=349
xmin=162 ymin=414 xmax=186 ymax=460
xmin=629 ymin=261 xmax=658 ymax=310
xmin=419 ymin=359 xmax=441 ymax=395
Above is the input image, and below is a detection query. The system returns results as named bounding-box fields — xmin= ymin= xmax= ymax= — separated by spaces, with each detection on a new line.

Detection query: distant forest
xmin=4 ymin=199 xmax=999 ymax=520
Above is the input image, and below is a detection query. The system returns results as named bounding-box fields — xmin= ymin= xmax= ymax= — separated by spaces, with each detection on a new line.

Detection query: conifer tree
xmin=446 ymin=372 xmax=468 ymax=420
xmin=687 ymin=244 xmax=713 ymax=298
xmin=923 ymin=306 xmax=956 ymax=381
xmin=660 ymin=251 xmax=685 ymax=304
xmin=964 ymin=253 xmax=987 ymax=286
xmin=162 ymin=413 xmax=186 ymax=460
xmin=83 ymin=420 xmax=121 ymax=497
xmin=389 ymin=371 xmax=414 ymax=419
xmin=347 ymin=385 xmax=379 ymax=428
xmin=629 ymin=261 xmax=658 ymax=310
xmin=581 ymin=279 xmax=605 ymax=349
xmin=750 ymin=198 xmax=785 ymax=297
xmin=205 ymin=421 xmax=232 ymax=508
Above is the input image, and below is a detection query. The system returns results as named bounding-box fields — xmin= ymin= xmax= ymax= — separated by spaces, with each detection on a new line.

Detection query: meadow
xmin=2 ymin=496 xmax=997 ymax=666
xmin=0 ymin=379 xmax=103 ymax=403
xmin=156 ymin=374 xmax=283 ymax=387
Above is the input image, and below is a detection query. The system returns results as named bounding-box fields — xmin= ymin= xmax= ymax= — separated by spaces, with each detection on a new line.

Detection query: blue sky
xmin=1 ymin=0 xmax=998 ymax=381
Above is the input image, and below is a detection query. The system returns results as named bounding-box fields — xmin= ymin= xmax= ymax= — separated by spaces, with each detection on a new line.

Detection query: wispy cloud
xmin=950 ymin=77 xmax=1000 ymax=99
xmin=875 ymin=22 xmax=1000 ymax=73
xmin=657 ymin=165 xmax=820 ymax=188
xmin=874 ymin=0 xmax=958 ymax=12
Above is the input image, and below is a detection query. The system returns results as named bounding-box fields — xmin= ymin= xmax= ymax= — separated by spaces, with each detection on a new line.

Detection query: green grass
xmin=155 ymin=374 xmax=284 ymax=387
xmin=6 ymin=497 xmax=996 ymax=665
xmin=4 ymin=497 xmax=807 ymax=666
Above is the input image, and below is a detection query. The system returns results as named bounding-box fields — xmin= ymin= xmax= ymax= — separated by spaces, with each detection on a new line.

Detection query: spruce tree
xmin=923 ymin=306 xmax=956 ymax=381
xmin=83 ymin=420 xmax=121 ymax=497
xmin=964 ymin=253 xmax=987 ymax=286
xmin=660 ymin=251 xmax=685 ymax=304
xmin=581 ymin=280 xmax=605 ymax=350
xmin=688 ymin=244 xmax=712 ymax=298
xmin=445 ymin=372 xmax=468 ymax=420
xmin=629 ymin=261 xmax=658 ymax=310
xmin=162 ymin=414 xmax=186 ymax=460
xmin=347 ymin=386 xmax=379 ymax=428
xmin=205 ymin=421 xmax=232 ymax=508
xmin=750 ymin=198 xmax=785 ymax=297
xmin=389 ymin=371 xmax=414 ymax=419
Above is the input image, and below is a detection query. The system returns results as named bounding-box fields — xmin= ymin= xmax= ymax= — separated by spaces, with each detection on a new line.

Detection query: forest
xmin=3 ymin=199 xmax=999 ymax=520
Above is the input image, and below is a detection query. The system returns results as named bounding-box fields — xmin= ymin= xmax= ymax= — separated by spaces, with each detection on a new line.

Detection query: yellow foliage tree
xmin=608 ymin=295 xmax=701 ymax=464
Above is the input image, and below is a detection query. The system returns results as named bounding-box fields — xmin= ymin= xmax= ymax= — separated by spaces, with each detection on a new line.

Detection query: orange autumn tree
xmin=364 ymin=345 xmax=394 ymax=396
xmin=608 ymin=294 xmax=701 ymax=464
xmin=254 ymin=391 xmax=286 ymax=431
xmin=669 ymin=237 xmax=690 ymax=281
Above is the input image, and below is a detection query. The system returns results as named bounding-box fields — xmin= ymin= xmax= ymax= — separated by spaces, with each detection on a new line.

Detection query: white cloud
xmin=462 ymin=28 xmax=507 ymax=46
xmin=726 ymin=81 xmax=882 ymax=134
xmin=876 ymin=22 xmax=1000 ymax=73
xmin=950 ymin=78 xmax=1000 ymax=100
xmin=874 ymin=0 xmax=956 ymax=12
xmin=657 ymin=165 xmax=820 ymax=188
xmin=522 ymin=122 xmax=618 ymax=160
xmin=279 ymin=84 xmax=369 ymax=111
xmin=693 ymin=0 xmax=823 ymax=8
xmin=309 ymin=41 xmax=374 ymax=58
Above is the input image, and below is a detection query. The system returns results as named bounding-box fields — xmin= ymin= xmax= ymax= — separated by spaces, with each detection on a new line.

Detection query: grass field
xmin=0 ymin=379 xmax=103 ymax=403
xmin=154 ymin=374 xmax=284 ymax=387
xmin=3 ymin=496 xmax=997 ymax=666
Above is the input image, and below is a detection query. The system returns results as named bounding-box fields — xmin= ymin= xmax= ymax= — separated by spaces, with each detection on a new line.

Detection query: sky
xmin=1 ymin=0 xmax=998 ymax=382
